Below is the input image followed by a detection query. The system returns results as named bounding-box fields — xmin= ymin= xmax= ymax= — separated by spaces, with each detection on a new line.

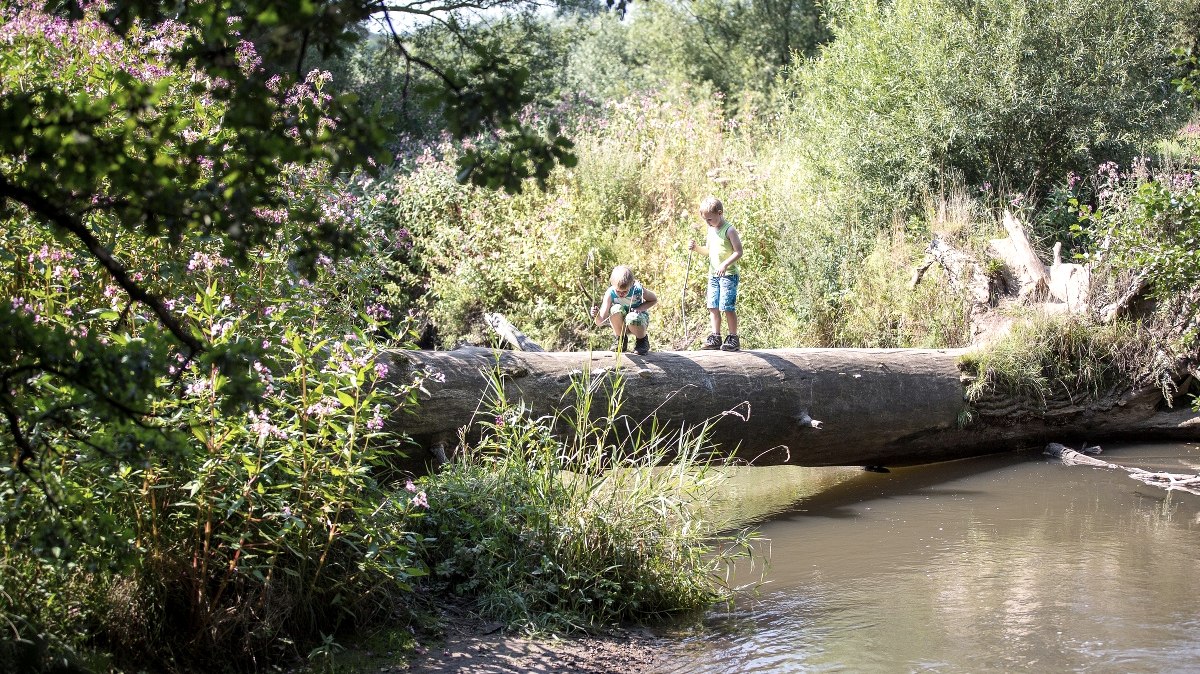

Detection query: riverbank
xmin=389 ymin=606 xmax=675 ymax=674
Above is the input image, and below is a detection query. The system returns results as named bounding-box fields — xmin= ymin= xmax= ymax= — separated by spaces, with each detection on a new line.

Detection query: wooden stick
xmin=484 ymin=313 xmax=546 ymax=352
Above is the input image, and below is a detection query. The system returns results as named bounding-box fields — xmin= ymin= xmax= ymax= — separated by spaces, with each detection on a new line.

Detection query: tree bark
xmin=383 ymin=347 xmax=1200 ymax=468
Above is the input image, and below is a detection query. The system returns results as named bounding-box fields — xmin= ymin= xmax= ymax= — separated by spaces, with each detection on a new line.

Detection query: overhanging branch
xmin=0 ymin=176 xmax=206 ymax=355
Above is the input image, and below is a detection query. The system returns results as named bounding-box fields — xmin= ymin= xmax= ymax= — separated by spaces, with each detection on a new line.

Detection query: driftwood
xmin=383 ymin=347 xmax=1200 ymax=468
xmin=911 ymin=235 xmax=993 ymax=307
xmin=1048 ymin=242 xmax=1091 ymax=313
xmin=911 ymin=235 xmax=1001 ymax=345
xmin=1044 ymin=442 xmax=1200 ymax=496
xmin=1099 ymin=273 xmax=1150 ymax=324
xmin=484 ymin=312 xmax=545 ymax=352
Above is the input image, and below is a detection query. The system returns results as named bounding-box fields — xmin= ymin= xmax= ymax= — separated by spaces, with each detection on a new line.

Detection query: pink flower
xmin=366 ymin=405 xmax=385 ymax=430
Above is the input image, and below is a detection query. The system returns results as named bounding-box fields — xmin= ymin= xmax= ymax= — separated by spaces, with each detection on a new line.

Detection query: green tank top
xmin=707 ymin=221 xmax=739 ymax=276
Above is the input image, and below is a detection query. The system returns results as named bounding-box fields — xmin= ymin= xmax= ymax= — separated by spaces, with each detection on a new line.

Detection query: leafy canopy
xmin=0 ymin=0 xmax=579 ymax=472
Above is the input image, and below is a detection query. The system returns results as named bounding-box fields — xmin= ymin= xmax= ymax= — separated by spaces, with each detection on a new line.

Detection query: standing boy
xmin=591 ymin=265 xmax=658 ymax=355
xmin=689 ymin=196 xmax=743 ymax=351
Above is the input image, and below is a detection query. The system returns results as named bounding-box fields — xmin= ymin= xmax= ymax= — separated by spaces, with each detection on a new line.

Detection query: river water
xmin=659 ymin=442 xmax=1200 ymax=673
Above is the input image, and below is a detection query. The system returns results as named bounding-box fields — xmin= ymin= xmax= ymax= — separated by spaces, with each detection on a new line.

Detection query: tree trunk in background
xmin=382 ymin=347 xmax=1199 ymax=468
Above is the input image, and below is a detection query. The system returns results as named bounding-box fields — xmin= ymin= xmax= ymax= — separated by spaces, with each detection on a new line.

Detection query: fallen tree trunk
xmin=383 ymin=347 xmax=1200 ymax=468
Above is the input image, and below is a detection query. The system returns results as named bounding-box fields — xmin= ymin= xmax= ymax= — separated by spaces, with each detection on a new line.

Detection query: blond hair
xmin=609 ymin=265 xmax=635 ymax=289
xmin=699 ymin=196 xmax=723 ymax=216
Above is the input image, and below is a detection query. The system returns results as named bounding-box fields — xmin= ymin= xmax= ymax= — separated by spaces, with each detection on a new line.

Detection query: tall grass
xmin=367 ymin=91 xmax=986 ymax=351
xmin=959 ymin=312 xmax=1155 ymax=405
xmin=412 ymin=368 xmax=759 ymax=631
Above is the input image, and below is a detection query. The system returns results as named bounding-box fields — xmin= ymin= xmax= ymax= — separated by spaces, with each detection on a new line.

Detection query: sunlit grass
xmin=413 ymin=367 xmax=762 ymax=632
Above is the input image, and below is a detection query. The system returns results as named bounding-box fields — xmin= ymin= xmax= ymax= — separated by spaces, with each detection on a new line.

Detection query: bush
xmin=787 ymin=0 xmax=1188 ymax=220
xmin=0 ymin=13 xmax=430 ymax=669
xmin=1 ymin=215 xmax=431 ymax=671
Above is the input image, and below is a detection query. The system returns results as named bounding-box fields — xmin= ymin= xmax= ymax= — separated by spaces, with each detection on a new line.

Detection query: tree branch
xmin=0 ymin=175 xmax=205 ymax=355
xmin=0 ymin=396 xmax=36 ymax=471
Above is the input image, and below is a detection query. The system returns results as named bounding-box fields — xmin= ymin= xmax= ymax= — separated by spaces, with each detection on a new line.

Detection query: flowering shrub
xmin=0 ymin=9 xmax=429 ymax=670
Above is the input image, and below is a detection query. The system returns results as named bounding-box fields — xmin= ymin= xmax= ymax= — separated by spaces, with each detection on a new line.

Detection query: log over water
xmin=383 ymin=347 xmax=1200 ymax=468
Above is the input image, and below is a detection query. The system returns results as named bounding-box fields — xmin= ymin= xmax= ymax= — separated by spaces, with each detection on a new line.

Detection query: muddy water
xmin=661 ymin=443 xmax=1200 ymax=673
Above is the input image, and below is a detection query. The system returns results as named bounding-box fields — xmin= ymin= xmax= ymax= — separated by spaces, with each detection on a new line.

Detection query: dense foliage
xmin=788 ymin=0 xmax=1187 ymax=215
xmin=3 ymin=0 xmax=1200 ymax=670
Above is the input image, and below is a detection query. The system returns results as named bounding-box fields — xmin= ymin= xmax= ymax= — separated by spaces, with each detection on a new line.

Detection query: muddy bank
xmin=395 ymin=608 xmax=674 ymax=674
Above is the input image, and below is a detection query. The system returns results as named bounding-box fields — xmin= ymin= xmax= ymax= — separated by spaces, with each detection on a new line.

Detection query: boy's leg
xmin=702 ymin=309 xmax=722 ymax=349
xmin=720 ymin=312 xmax=740 ymax=351
xmin=702 ymin=276 xmax=723 ymax=349
xmin=609 ymin=311 xmax=630 ymax=351
xmin=609 ymin=310 xmax=627 ymax=336
xmin=719 ymin=276 xmax=740 ymax=351
xmin=627 ymin=316 xmax=651 ymax=355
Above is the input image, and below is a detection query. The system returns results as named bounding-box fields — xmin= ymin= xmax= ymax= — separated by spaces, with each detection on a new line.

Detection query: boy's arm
xmin=638 ymin=289 xmax=658 ymax=312
xmin=716 ymin=227 xmax=743 ymax=275
xmin=592 ymin=293 xmax=613 ymax=326
xmin=688 ymin=239 xmax=708 ymax=255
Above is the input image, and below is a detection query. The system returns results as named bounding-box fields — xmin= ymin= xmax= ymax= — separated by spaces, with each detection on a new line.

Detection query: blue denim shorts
xmin=706 ymin=274 xmax=739 ymax=312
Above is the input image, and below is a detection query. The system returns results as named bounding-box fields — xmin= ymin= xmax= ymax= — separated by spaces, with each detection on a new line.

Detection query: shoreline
xmin=391 ymin=607 xmax=680 ymax=674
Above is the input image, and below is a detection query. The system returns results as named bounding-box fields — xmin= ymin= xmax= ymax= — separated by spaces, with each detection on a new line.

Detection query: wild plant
xmin=0 ymin=16 xmax=431 ymax=665
xmin=413 ymin=366 xmax=760 ymax=631
xmin=959 ymin=312 xmax=1154 ymax=406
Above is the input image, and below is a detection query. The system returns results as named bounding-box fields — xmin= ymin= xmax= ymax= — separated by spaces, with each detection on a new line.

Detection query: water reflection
xmin=664 ymin=443 xmax=1200 ymax=673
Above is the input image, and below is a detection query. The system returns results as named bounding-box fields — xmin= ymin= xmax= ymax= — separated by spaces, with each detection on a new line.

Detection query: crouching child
xmin=591 ymin=265 xmax=658 ymax=355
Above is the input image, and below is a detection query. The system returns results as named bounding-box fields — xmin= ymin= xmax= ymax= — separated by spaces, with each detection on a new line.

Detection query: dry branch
xmin=1044 ymin=442 xmax=1200 ymax=496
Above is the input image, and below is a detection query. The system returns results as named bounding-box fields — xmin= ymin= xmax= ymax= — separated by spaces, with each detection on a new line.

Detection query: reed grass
xmin=413 ymin=367 xmax=760 ymax=631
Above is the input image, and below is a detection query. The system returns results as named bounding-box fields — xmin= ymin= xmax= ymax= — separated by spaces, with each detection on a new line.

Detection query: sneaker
xmin=611 ymin=335 xmax=629 ymax=352
xmin=701 ymin=333 xmax=722 ymax=350
xmin=720 ymin=334 xmax=741 ymax=352
xmin=634 ymin=336 xmax=650 ymax=355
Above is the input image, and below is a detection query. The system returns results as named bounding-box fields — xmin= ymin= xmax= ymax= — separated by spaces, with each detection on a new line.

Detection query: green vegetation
xmin=790 ymin=0 xmax=1186 ymax=214
xmin=414 ymin=374 xmax=754 ymax=631
xmin=959 ymin=313 xmax=1156 ymax=405
xmin=4 ymin=0 xmax=1200 ymax=671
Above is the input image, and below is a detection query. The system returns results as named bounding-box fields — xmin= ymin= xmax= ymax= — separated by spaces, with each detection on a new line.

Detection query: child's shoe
xmin=701 ymin=333 xmax=722 ymax=350
xmin=634 ymin=336 xmax=650 ymax=355
xmin=720 ymin=334 xmax=740 ymax=352
xmin=611 ymin=335 xmax=629 ymax=352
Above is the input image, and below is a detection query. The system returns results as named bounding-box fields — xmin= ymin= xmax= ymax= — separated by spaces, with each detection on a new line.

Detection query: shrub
xmin=787 ymin=0 xmax=1188 ymax=221
xmin=0 ymin=218 xmax=432 ymax=670
xmin=0 ymin=13 xmax=430 ymax=669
